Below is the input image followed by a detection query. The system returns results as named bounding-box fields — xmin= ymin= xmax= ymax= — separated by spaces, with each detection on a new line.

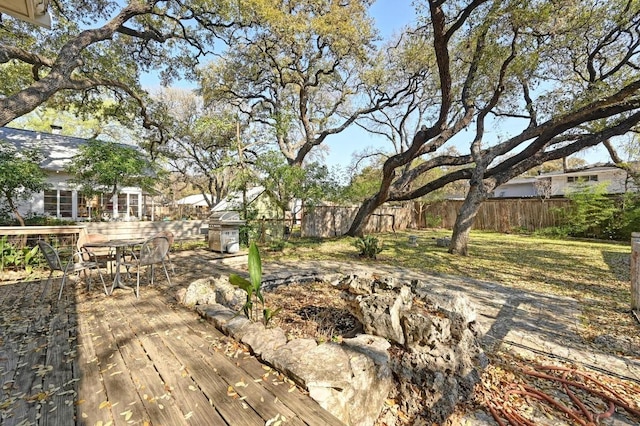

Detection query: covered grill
xmin=208 ymin=211 xmax=245 ymax=253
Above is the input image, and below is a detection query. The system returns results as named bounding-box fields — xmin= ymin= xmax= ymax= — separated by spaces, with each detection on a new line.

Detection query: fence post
xmin=631 ymin=233 xmax=640 ymax=311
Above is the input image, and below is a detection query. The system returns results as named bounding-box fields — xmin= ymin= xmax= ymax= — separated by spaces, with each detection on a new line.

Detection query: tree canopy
xmin=0 ymin=141 xmax=49 ymax=226
xmin=65 ymin=139 xmax=159 ymax=198
xmin=0 ymin=0 xmax=236 ymax=131
xmin=199 ymin=0 xmax=415 ymax=166
xmin=148 ymin=88 xmax=258 ymax=207
xmin=254 ymin=151 xmax=339 ymax=218
xmin=344 ymin=0 xmax=640 ymax=255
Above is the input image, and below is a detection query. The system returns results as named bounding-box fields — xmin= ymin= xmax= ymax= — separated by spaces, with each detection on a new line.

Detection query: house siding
xmin=2 ymin=126 xmax=145 ymax=222
xmin=492 ymin=166 xmax=634 ymax=199
xmin=550 ymin=169 xmax=630 ymax=195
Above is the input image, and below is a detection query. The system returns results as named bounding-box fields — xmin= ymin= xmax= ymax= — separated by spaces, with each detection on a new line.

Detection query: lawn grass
xmin=262 ymin=229 xmax=636 ymax=352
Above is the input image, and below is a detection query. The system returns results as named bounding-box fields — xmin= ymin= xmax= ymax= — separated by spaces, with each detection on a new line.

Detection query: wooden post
xmin=631 ymin=233 xmax=640 ymax=311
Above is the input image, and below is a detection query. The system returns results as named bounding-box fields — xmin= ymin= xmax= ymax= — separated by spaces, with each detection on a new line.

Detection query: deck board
xmin=40 ymin=289 xmax=77 ymax=426
xmin=75 ymin=304 xmax=114 ymax=425
xmin=120 ymin=296 xmax=268 ymax=425
xmin=132 ymin=296 xmax=304 ymax=423
xmin=103 ymin=299 xmax=190 ymax=425
xmin=0 ymin=269 xmax=344 ymax=426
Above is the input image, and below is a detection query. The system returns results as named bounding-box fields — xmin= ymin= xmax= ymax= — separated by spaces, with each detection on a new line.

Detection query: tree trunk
xmin=448 ymin=184 xmax=487 ymax=256
xmin=346 ymin=197 xmax=381 ymax=237
xmin=631 ymin=234 xmax=640 ymax=311
xmin=7 ymin=197 xmax=26 ymax=227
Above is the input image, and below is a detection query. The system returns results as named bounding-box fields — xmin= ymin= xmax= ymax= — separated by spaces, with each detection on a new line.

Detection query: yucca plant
xmin=353 ymin=235 xmax=383 ymax=259
xmin=229 ymin=242 xmax=281 ymax=326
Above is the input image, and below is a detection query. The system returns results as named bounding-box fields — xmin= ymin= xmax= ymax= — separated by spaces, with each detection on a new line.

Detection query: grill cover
xmin=208 ymin=211 xmax=245 ymax=252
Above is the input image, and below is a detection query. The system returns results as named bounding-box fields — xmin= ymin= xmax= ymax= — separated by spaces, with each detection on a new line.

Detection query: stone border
xmin=184 ymin=270 xmax=486 ymax=426
xmin=195 ymin=301 xmax=392 ymax=426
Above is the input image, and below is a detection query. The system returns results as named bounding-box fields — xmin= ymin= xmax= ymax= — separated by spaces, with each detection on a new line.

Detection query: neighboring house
xmin=211 ymin=187 xmax=277 ymax=217
xmin=176 ymin=194 xmax=214 ymax=208
xmin=0 ymin=126 xmax=146 ymax=221
xmin=492 ymin=177 xmax=539 ymax=198
xmin=492 ymin=164 xmax=634 ymax=198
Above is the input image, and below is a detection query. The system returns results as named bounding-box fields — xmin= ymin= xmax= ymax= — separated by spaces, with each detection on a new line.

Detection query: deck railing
xmin=0 ymin=225 xmax=86 ymax=278
xmin=0 ymin=221 xmax=207 ymax=279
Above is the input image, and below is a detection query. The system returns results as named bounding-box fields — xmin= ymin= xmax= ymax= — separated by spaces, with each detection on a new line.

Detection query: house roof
xmin=211 ymin=187 xmax=265 ymax=212
xmin=0 ymin=126 xmax=89 ymax=171
xmin=538 ymin=163 xmax=620 ymax=177
xmin=176 ymin=194 xmax=214 ymax=207
xmin=0 ymin=126 xmax=140 ymax=172
xmin=498 ymin=176 xmax=538 ymax=186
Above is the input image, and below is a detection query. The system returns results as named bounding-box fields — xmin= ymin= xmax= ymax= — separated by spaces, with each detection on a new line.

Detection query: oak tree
xmin=0 ymin=0 xmax=235 ymax=132
xmin=346 ymin=0 xmax=640 ymax=256
xmin=65 ymin=139 xmax=159 ymax=201
xmin=0 ymin=142 xmax=49 ymax=226
xmin=199 ymin=0 xmax=415 ymax=166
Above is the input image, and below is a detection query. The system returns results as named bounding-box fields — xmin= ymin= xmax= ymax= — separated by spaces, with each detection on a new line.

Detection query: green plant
xmin=0 ymin=236 xmax=40 ymax=273
xmin=268 ymin=240 xmax=287 ymax=252
xmin=561 ymin=183 xmax=617 ymax=238
xmin=424 ymin=213 xmax=442 ymax=228
xmin=229 ymin=242 xmax=281 ymax=326
xmin=353 ymin=235 xmax=384 ymax=259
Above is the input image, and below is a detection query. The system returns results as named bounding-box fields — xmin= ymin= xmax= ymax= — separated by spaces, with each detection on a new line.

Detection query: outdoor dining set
xmin=37 ymin=230 xmax=175 ymax=300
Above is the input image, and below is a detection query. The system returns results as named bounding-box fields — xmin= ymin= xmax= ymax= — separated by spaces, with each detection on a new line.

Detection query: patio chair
xmin=121 ymin=235 xmax=172 ymax=298
xmin=38 ymin=240 xmax=108 ymax=300
xmin=152 ymin=230 xmax=175 ymax=273
xmin=77 ymin=231 xmax=115 ymax=275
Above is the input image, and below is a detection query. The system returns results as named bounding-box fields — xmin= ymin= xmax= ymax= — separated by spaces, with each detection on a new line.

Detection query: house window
xmin=117 ymin=193 xmax=128 ymax=216
xmin=567 ymin=175 xmax=598 ymax=183
xmin=129 ymin=193 xmax=139 ymax=217
xmin=116 ymin=193 xmax=140 ymax=218
xmin=77 ymin=193 xmax=95 ymax=218
xmin=44 ymin=190 xmax=73 ymax=218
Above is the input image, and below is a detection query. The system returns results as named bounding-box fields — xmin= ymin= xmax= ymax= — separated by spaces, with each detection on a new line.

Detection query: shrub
xmin=0 ymin=236 xmax=40 ymax=274
xmin=353 ymin=235 xmax=383 ymax=259
xmin=554 ymin=183 xmax=617 ymax=239
xmin=424 ymin=213 xmax=442 ymax=228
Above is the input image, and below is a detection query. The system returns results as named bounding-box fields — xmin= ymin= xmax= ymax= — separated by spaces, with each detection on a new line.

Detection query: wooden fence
xmin=85 ymin=220 xmax=207 ymax=241
xmin=412 ymin=198 xmax=571 ymax=232
xmin=299 ymin=198 xmax=571 ymax=237
xmin=301 ymin=205 xmax=413 ymax=237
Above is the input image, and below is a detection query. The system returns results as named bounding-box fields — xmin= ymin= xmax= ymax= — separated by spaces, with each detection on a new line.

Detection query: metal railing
xmin=0 ymin=225 xmax=85 ymax=279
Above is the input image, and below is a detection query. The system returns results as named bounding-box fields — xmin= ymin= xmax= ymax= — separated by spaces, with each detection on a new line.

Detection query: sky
xmin=143 ymin=0 xmax=614 ymax=171
xmin=320 ymin=0 xmax=612 ymax=170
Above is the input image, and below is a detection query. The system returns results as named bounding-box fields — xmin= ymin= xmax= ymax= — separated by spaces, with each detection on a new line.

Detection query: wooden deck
xmin=0 ymin=273 xmax=344 ymax=425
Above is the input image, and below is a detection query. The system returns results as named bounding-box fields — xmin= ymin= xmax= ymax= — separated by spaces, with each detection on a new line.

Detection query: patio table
xmin=83 ymin=238 xmax=146 ymax=294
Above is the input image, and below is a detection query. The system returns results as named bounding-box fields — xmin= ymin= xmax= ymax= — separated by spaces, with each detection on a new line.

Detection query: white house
xmin=0 ymin=126 xmax=145 ymax=221
xmin=492 ymin=176 xmax=539 ymax=198
xmin=492 ymin=164 xmax=634 ymax=198
xmin=176 ymin=194 xmax=214 ymax=207
xmin=211 ymin=187 xmax=266 ymax=213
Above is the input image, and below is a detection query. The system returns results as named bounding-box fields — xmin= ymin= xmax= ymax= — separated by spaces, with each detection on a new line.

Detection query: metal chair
xmin=121 ymin=235 xmax=172 ymax=298
xmin=38 ymin=240 xmax=108 ymax=300
xmin=153 ymin=230 xmax=175 ymax=273
xmin=77 ymin=231 xmax=115 ymax=275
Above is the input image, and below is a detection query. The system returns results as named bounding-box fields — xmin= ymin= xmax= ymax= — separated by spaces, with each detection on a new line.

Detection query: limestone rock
xmin=270 ymin=339 xmax=319 ymax=381
xmin=336 ymin=274 xmax=375 ymax=294
xmin=182 ymin=277 xmax=217 ymax=307
xmin=210 ymin=275 xmax=246 ymax=310
xmin=175 ymin=287 xmax=186 ymax=304
xmin=192 ymin=274 xmax=486 ymax=426
xmin=293 ymin=340 xmax=392 ymax=426
xmin=197 ymin=304 xmax=235 ymax=330
xmin=347 ymin=286 xmax=413 ymax=345
xmin=241 ymin=325 xmax=287 ymax=358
